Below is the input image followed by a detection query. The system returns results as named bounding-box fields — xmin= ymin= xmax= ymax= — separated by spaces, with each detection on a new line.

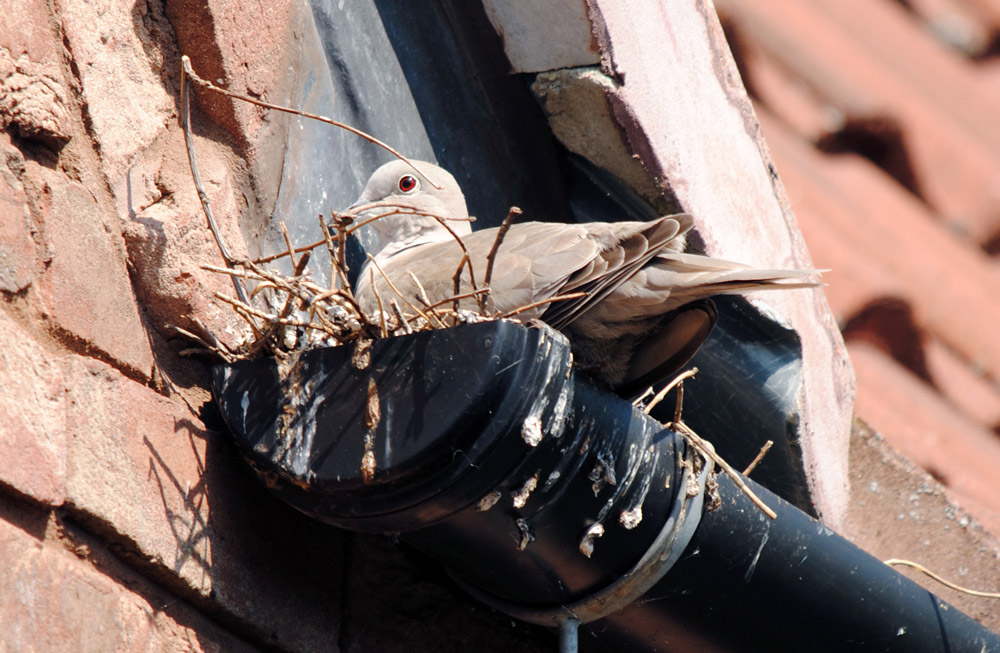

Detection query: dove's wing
xmin=356 ymin=221 xmax=602 ymax=317
xmin=471 ymin=221 xmax=600 ymax=309
xmin=357 ymin=216 xmax=692 ymax=321
xmin=539 ymin=215 xmax=690 ymax=328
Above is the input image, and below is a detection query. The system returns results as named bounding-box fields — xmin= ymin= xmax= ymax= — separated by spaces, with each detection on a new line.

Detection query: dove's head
xmin=347 ymin=160 xmax=472 ymax=257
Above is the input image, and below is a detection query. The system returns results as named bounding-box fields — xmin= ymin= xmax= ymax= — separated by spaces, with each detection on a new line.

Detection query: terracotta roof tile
xmin=720 ymin=0 xmax=1000 ymax=246
xmin=841 ymin=298 xmax=1000 ymax=436
xmin=906 ymin=0 xmax=998 ymax=56
xmin=924 ymin=337 xmax=1000 ymax=434
xmin=959 ymin=0 xmax=1000 ymax=28
xmin=759 ymin=108 xmax=1000 ymax=383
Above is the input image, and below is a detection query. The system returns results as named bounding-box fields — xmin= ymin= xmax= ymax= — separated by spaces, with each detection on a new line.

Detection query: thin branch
xmin=280 ymin=221 xmax=300 ymax=269
xmin=642 ymin=368 xmax=698 ymax=415
xmin=323 ymin=212 xmax=350 ymax=291
xmin=200 ymin=262 xmax=261 ymax=279
xmin=742 ymin=441 xmax=774 ymax=476
xmin=438 ymin=220 xmax=479 ymax=297
xmin=253 ymin=239 xmax=326 ymax=264
xmin=343 ymin=203 xmax=480 ymax=295
xmin=631 ymin=386 xmax=654 ymax=407
xmin=452 ymin=252 xmax=469 ymax=316
xmin=482 ymin=206 xmax=521 ymax=312
xmin=180 ymin=55 xmax=440 ymax=188
xmin=204 ymin=264 xmax=306 ymax=312
xmin=249 ymin=281 xmax=281 ymax=301
xmin=499 ymin=292 xmax=587 ymax=319
xmin=245 ymin=250 xmax=312 ymax=356
xmin=212 ymin=294 xmax=337 ymax=333
xmin=406 ymin=272 xmax=449 ymax=328
xmin=342 ymin=202 xmax=474 ymax=235
xmin=167 ymin=324 xmax=233 ymax=362
xmin=213 ymin=292 xmax=275 ymax=324
xmin=484 ymin=206 xmax=520 ymax=288
xmin=179 ymin=56 xmax=251 ymax=309
xmin=334 ymin=213 xmax=351 ymax=288
xmin=422 ymin=288 xmax=491 ymax=312
xmin=390 ymin=301 xmax=413 ymax=335
xmin=189 ymin=315 xmax=230 ymax=354
xmin=365 ymin=256 xmax=438 ymax=328
xmin=670 ymin=421 xmax=777 ymax=520
xmin=364 ymin=268 xmax=387 ymax=338
xmin=884 ymin=559 xmax=1000 ymax=598
xmin=673 ymin=374 xmax=686 ymax=425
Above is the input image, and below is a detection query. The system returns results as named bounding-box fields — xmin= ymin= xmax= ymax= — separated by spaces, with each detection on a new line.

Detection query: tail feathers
xmin=694 ymin=272 xmax=821 ymax=291
xmin=668 ymin=275 xmax=821 ymax=306
xmin=656 ymin=251 xmax=823 ymax=299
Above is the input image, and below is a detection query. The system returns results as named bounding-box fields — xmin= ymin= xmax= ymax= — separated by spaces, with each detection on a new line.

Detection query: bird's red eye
xmin=398 ymin=174 xmax=419 ymax=193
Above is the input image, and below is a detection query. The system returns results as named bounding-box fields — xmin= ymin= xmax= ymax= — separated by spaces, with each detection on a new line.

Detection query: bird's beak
xmin=344 ymin=198 xmax=371 ymax=215
xmin=339 ymin=199 xmax=389 ymax=223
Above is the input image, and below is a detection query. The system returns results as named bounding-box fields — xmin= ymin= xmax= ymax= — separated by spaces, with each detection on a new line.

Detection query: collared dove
xmin=349 ymin=160 xmax=818 ymax=396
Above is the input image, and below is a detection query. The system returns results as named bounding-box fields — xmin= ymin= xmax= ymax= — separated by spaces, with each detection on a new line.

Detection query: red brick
xmin=849 ymin=342 xmax=1000 ymax=534
xmin=838 ymin=294 xmax=1000 ymax=436
xmin=964 ymin=0 xmax=1000 ymax=38
xmin=841 ymin=298 xmax=928 ymax=381
xmin=27 ymin=164 xmax=154 ymax=380
xmin=121 ymin=129 xmax=250 ymax=348
xmin=0 ymin=136 xmax=41 ymax=294
xmin=0 ymin=0 xmax=61 ymax=62
xmin=0 ymin=498 xmax=254 ymax=651
xmin=165 ymin=0 xmax=295 ymax=155
xmin=61 ymin=356 xmax=344 ymax=651
xmin=53 ymin=0 xmax=173 ymax=181
xmin=0 ymin=0 xmax=72 ymax=145
xmin=0 ymin=312 xmax=66 ymax=505
xmin=0 ymin=42 xmax=71 ymax=146
xmin=816 ymin=0 xmax=1000 ymax=139
xmin=814 ymin=0 xmax=989 ymax=109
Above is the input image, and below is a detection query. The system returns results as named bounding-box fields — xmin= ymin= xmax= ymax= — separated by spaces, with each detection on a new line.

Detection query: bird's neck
xmin=375 ymin=231 xmax=450 ymax=259
xmin=367 ymin=214 xmax=467 ymax=259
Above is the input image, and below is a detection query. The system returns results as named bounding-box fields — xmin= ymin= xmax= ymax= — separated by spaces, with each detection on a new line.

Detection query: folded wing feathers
xmin=541 ymin=216 xmax=684 ymax=328
xmin=646 ymin=251 xmax=818 ymax=303
xmin=359 ymin=212 xmax=817 ymax=327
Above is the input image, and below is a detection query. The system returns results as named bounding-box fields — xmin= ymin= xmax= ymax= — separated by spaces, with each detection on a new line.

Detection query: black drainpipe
xmin=212 ymin=320 xmax=1000 ymax=652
